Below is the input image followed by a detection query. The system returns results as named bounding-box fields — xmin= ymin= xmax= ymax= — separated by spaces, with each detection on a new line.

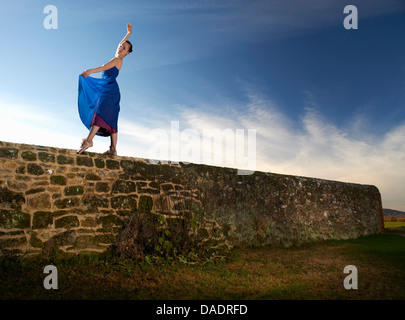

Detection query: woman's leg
xmin=77 ymin=125 xmax=99 ymax=154
xmin=86 ymin=125 xmax=100 ymax=144
xmin=110 ymin=133 xmax=118 ymax=154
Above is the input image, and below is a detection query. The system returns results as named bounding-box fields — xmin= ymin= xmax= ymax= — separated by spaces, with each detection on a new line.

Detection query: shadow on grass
xmin=1 ymin=233 xmax=404 ymax=300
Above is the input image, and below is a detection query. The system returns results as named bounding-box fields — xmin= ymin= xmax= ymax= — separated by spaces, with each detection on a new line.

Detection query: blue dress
xmin=78 ymin=66 xmax=120 ymax=136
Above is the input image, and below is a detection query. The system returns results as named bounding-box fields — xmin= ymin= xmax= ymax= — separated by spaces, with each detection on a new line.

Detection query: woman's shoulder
xmin=110 ymin=57 xmax=122 ymax=70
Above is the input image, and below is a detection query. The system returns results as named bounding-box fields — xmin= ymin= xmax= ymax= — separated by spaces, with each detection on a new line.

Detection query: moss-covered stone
xmin=54 ymin=197 xmax=80 ymax=209
xmin=98 ymin=214 xmax=122 ymax=231
xmin=21 ymin=151 xmax=37 ymax=161
xmin=38 ymin=152 xmax=55 ymax=163
xmin=112 ymin=180 xmax=135 ymax=194
xmin=0 ymin=186 xmax=25 ymax=210
xmin=15 ymin=166 xmax=26 ymax=174
xmin=74 ymin=235 xmax=97 ymax=248
xmin=57 ymin=155 xmax=74 ymax=165
xmin=161 ymin=184 xmax=174 ymax=192
xmin=120 ymin=159 xmax=135 ymax=170
xmin=94 ymin=158 xmax=105 ymax=168
xmin=0 ymin=148 xmax=18 ymax=159
xmin=111 ymin=195 xmax=137 ymax=210
xmin=27 ymin=193 xmax=51 ymax=210
xmin=106 ymin=159 xmax=120 ymax=170
xmin=33 ymin=211 xmax=54 ymax=229
xmin=29 ymin=235 xmax=44 ymax=248
xmin=149 ymin=181 xmax=160 ymax=189
xmin=0 ymin=236 xmax=27 ymax=248
xmin=138 ymin=195 xmax=153 ymax=213
xmin=116 ymin=210 xmax=132 ymax=216
xmin=55 ymin=215 xmax=80 ymax=228
xmin=52 ymin=230 xmax=77 ymax=246
xmin=25 ymin=187 xmax=45 ymax=195
xmin=80 ymin=217 xmax=98 ymax=227
xmin=95 ymin=233 xmax=114 ymax=244
xmin=50 ymin=175 xmax=67 ymax=185
xmin=85 ymin=173 xmax=101 ymax=181
xmin=0 ymin=230 xmax=24 ymax=236
xmin=64 ymin=186 xmax=84 ymax=196
xmin=81 ymin=194 xmax=109 ymax=209
xmin=95 ymin=182 xmax=110 ymax=193
xmin=0 ymin=210 xmax=30 ymax=229
xmin=76 ymin=156 xmax=93 ymax=167
xmin=27 ymin=163 xmax=44 ymax=175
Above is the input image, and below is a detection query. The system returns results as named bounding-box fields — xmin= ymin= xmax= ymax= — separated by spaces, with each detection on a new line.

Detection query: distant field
xmin=1 ymin=233 xmax=404 ymax=300
xmin=385 ymin=221 xmax=405 ymax=228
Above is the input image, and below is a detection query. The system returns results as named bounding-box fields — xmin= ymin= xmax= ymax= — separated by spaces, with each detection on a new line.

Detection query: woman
xmin=77 ymin=23 xmax=133 ymax=155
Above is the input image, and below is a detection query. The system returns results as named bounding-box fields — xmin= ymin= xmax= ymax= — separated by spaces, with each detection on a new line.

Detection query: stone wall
xmin=0 ymin=141 xmax=384 ymax=257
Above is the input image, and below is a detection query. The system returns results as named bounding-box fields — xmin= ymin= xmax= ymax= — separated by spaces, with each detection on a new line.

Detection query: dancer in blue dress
xmin=77 ymin=23 xmax=133 ymax=155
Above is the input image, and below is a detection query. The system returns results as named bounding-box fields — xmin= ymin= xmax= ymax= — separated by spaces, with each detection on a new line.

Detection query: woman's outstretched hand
xmin=80 ymin=70 xmax=90 ymax=78
xmin=127 ymin=22 xmax=132 ymax=34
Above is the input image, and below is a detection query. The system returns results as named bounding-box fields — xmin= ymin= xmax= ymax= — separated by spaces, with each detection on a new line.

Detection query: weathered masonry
xmin=0 ymin=141 xmax=384 ymax=256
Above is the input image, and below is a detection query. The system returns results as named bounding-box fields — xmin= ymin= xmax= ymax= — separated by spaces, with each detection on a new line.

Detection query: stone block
xmin=0 ymin=148 xmax=18 ymax=159
xmin=94 ymin=158 xmax=105 ymax=168
xmin=21 ymin=151 xmax=37 ymax=161
xmin=52 ymin=230 xmax=77 ymax=246
xmin=98 ymin=214 xmax=122 ymax=231
xmin=30 ymin=235 xmax=44 ymax=248
xmin=38 ymin=152 xmax=55 ymax=163
xmin=80 ymin=217 xmax=98 ymax=227
xmin=27 ymin=163 xmax=44 ymax=175
xmin=0 ymin=236 xmax=27 ymax=248
xmin=15 ymin=166 xmax=26 ymax=174
xmin=33 ymin=211 xmax=54 ymax=229
xmin=0 ymin=210 xmax=30 ymax=229
xmin=55 ymin=215 xmax=80 ymax=228
xmin=64 ymin=186 xmax=84 ymax=196
xmin=138 ymin=195 xmax=153 ymax=213
xmin=27 ymin=193 xmax=51 ymax=210
xmin=0 ymin=186 xmax=25 ymax=210
xmin=112 ymin=180 xmax=135 ymax=193
xmin=7 ymin=180 xmax=28 ymax=192
xmin=76 ymin=156 xmax=93 ymax=167
xmin=57 ymin=155 xmax=74 ymax=165
xmin=95 ymin=182 xmax=110 ymax=193
xmin=54 ymin=197 xmax=80 ymax=209
xmin=50 ymin=175 xmax=67 ymax=185
xmin=85 ymin=173 xmax=101 ymax=181
xmin=74 ymin=235 xmax=97 ymax=248
xmin=106 ymin=159 xmax=120 ymax=170
xmin=26 ymin=187 xmax=46 ymax=195
xmin=81 ymin=194 xmax=110 ymax=209
xmin=111 ymin=195 xmax=137 ymax=210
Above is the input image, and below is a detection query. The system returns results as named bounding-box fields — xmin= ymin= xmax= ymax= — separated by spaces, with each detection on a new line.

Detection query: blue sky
xmin=0 ymin=0 xmax=404 ymax=210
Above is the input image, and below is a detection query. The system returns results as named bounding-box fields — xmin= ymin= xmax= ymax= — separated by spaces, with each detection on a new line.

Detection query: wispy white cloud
xmin=174 ymin=89 xmax=405 ymax=211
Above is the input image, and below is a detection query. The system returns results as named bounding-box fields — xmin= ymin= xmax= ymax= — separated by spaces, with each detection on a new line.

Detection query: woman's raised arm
xmin=119 ymin=23 xmax=132 ymax=44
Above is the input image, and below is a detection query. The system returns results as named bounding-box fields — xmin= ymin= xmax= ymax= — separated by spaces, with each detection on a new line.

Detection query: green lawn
xmin=1 ymin=232 xmax=404 ymax=300
xmin=385 ymin=221 xmax=405 ymax=228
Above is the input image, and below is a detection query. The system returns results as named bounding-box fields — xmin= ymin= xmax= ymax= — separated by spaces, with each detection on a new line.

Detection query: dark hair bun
xmin=126 ymin=40 xmax=133 ymax=53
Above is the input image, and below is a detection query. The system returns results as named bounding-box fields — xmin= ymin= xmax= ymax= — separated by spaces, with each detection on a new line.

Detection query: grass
xmin=1 ymin=232 xmax=404 ymax=300
xmin=384 ymin=221 xmax=405 ymax=228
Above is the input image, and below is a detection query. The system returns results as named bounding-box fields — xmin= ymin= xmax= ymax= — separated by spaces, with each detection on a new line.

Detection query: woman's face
xmin=116 ymin=42 xmax=130 ymax=58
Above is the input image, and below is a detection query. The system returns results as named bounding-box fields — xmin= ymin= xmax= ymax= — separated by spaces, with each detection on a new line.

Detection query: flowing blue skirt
xmin=78 ymin=68 xmax=120 ymax=137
